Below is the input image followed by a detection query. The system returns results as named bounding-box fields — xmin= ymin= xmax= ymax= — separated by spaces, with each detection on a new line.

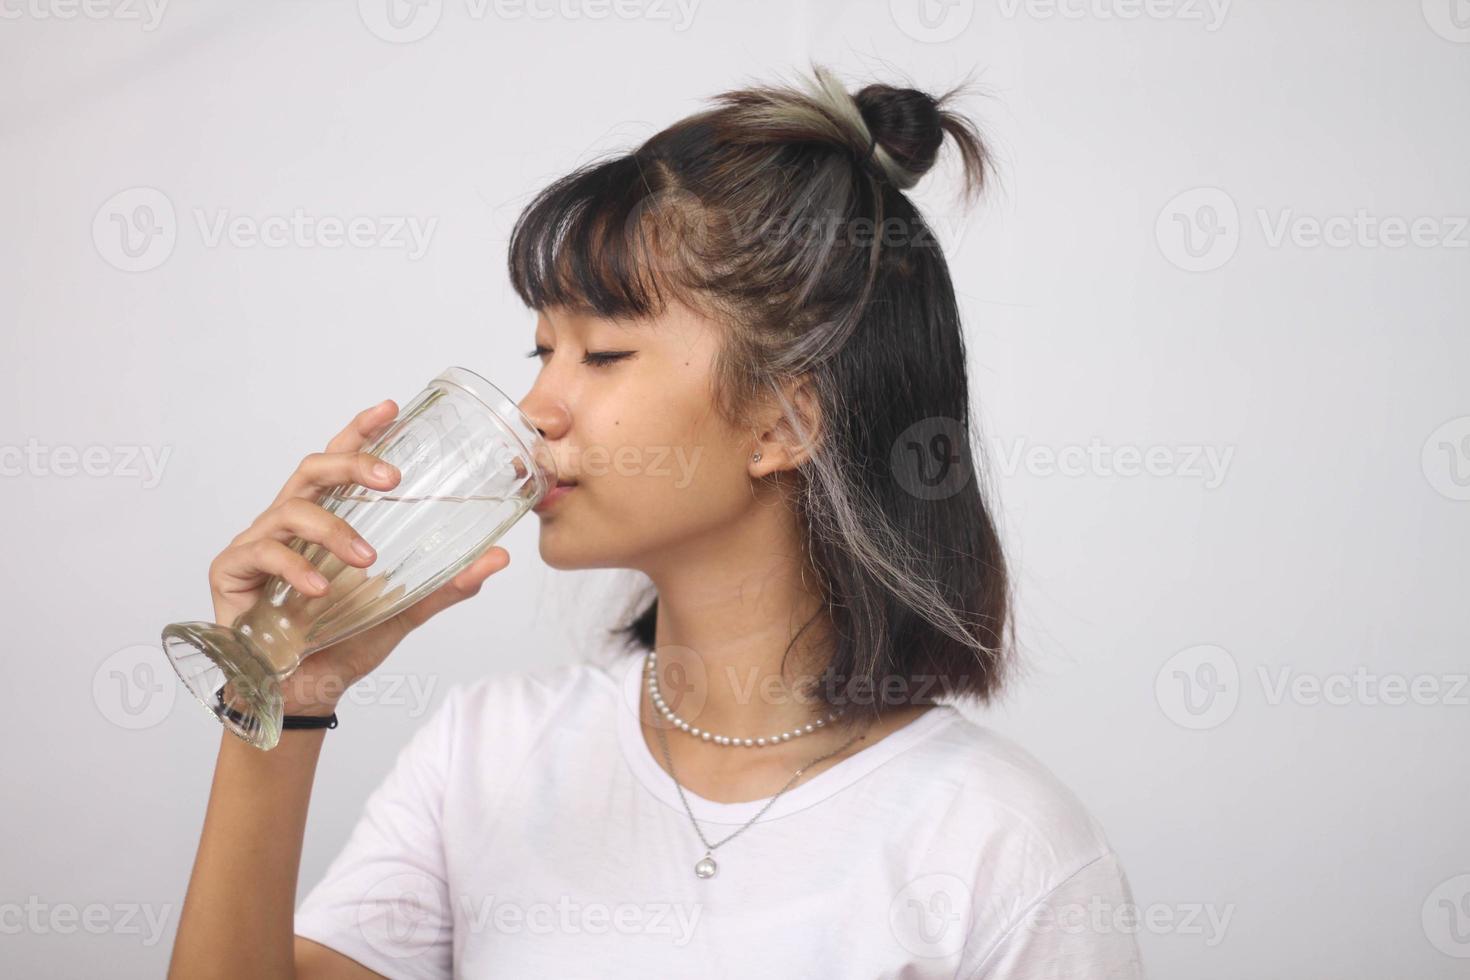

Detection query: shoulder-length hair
xmin=507 ymin=65 xmax=1014 ymax=726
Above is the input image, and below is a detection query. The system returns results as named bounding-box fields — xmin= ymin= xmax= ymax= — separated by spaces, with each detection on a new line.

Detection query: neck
xmin=639 ymin=508 xmax=837 ymax=741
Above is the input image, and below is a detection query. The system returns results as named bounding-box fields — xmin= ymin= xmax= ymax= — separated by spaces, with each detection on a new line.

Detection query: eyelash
xmin=526 ymin=345 xmax=633 ymax=368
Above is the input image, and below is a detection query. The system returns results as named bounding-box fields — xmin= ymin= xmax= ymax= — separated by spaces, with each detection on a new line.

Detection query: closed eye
xmin=525 ymin=345 xmax=635 ymax=368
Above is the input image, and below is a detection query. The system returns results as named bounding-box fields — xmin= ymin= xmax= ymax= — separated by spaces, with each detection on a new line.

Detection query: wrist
xmin=280 ymin=699 xmax=340 ymax=718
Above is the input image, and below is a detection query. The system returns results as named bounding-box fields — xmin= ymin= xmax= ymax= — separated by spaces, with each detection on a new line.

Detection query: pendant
xmin=694 ymin=853 xmax=718 ymax=879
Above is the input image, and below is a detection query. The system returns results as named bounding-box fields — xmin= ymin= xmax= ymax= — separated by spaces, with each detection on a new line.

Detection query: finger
xmin=398 ymin=548 xmax=510 ymax=630
xmin=325 ymin=399 xmax=399 ymax=455
xmin=267 ymin=450 xmax=401 ymax=511
xmin=211 ymin=538 xmax=335 ymax=600
xmin=237 ymin=497 xmax=379 ymax=569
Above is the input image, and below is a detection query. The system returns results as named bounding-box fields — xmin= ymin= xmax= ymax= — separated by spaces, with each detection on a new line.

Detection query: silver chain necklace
xmin=645 ymin=652 xmax=867 ymax=879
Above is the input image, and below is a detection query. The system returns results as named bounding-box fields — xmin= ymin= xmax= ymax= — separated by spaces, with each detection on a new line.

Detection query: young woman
xmin=168 ymin=67 xmax=1145 ymax=978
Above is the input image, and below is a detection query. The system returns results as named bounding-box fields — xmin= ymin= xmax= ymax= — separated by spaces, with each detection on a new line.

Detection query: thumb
xmin=399 ymin=547 xmax=510 ymax=629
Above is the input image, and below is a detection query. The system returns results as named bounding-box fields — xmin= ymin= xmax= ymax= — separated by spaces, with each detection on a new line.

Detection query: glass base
xmin=161 ymin=621 xmax=284 ymax=751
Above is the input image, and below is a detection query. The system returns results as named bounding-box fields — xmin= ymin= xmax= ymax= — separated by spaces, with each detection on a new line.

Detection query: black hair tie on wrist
xmin=214 ymin=687 xmax=338 ymax=730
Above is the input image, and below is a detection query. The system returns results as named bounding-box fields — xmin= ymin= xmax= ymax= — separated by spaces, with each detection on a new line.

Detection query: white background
xmin=1 ymin=0 xmax=1466 ymax=976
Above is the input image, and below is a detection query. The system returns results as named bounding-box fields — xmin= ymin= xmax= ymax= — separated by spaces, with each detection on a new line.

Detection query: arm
xmin=168 ymin=726 xmax=380 ymax=979
xmin=165 ymin=400 xmax=508 ymax=979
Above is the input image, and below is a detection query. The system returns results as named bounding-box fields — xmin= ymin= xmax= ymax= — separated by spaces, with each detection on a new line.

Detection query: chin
xmin=535 ymin=521 xmax=611 ymax=571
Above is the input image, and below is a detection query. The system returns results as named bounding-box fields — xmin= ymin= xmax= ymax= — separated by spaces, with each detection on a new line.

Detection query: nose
xmin=518 ymin=387 xmax=571 ymax=444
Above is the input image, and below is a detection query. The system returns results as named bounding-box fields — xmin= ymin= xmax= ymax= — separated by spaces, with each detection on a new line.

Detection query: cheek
xmin=579 ymin=412 xmax=747 ymax=522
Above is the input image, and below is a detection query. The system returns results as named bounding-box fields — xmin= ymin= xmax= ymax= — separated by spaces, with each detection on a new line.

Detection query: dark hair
xmin=507 ymin=64 xmax=1014 ymax=727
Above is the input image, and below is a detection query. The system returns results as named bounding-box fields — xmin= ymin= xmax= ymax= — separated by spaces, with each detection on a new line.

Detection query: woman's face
xmin=516 ymin=301 xmax=756 ymax=572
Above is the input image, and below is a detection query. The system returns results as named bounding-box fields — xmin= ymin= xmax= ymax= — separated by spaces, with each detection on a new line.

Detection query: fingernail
xmin=372 ymin=462 xmax=395 ymax=481
xmin=352 ymin=539 xmax=376 ymax=562
xmin=307 ymin=571 xmax=330 ymax=591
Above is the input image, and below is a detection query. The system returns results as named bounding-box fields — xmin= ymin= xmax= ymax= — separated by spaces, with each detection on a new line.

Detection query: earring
xmin=751 ymin=451 xmax=762 ymax=463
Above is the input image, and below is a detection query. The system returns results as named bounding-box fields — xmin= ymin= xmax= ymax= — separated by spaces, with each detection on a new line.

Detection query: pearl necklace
xmin=644 ymin=649 xmax=846 ymax=747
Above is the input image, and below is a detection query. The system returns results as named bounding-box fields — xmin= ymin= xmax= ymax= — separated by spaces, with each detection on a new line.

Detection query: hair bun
xmin=854 ymin=85 xmax=945 ymax=187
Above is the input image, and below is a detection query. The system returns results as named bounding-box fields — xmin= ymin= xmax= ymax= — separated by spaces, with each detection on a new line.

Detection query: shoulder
xmin=921 ymin=710 xmax=1121 ymax=890
xmin=428 ymin=650 xmax=634 ymax=752
xmin=915 ymin=714 xmax=1141 ymax=971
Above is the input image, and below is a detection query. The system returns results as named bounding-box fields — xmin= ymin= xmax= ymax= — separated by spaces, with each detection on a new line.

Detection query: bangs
xmin=507 ymin=153 xmax=697 ymax=321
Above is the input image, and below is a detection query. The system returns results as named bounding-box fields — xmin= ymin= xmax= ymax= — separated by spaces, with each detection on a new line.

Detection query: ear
xmin=749 ymin=374 xmax=822 ymax=476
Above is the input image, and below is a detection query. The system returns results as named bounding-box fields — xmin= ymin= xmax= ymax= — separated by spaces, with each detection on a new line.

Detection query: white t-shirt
xmin=295 ymin=646 xmax=1146 ymax=978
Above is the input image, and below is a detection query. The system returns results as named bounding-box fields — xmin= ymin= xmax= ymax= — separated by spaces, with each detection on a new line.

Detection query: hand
xmin=205 ymin=399 xmax=511 ymax=714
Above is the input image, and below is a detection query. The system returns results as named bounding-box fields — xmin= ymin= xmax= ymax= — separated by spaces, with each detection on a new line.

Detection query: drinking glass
xmin=161 ymin=366 xmax=555 ymax=750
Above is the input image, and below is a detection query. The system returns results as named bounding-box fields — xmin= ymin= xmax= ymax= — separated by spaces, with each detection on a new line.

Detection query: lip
xmin=533 ymin=482 xmax=577 ymax=512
